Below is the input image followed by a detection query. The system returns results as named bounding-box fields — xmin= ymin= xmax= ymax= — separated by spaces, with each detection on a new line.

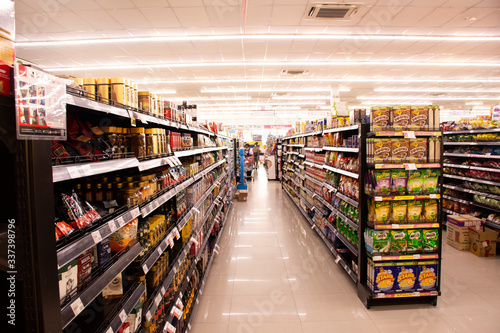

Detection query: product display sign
xmin=15 ymin=63 xmax=67 ymax=140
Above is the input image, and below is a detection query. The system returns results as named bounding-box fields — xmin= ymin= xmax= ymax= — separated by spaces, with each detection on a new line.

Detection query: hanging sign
xmin=15 ymin=63 xmax=67 ymax=140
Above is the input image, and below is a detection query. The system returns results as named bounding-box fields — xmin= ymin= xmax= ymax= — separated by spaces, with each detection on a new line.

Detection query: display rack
xmin=442 ymin=128 xmax=500 ymax=230
xmin=282 ymin=121 xmax=443 ymax=309
xmin=5 ymin=89 xmax=235 ymax=333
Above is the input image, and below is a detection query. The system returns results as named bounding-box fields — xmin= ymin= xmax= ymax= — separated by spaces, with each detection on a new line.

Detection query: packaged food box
xmin=77 ymin=249 xmax=93 ymax=291
xmin=409 ymin=139 xmax=428 ymax=163
xmin=365 ymin=229 xmax=391 ymax=255
xmin=410 ymin=106 xmax=429 ymax=131
xmin=392 ymin=107 xmax=411 ymax=131
xmin=447 ymin=214 xmax=483 ymax=227
xmin=58 ymin=258 xmax=78 ymax=303
xmin=370 ymin=261 xmax=396 ymax=293
xmin=417 ymin=261 xmax=438 ymax=291
xmin=371 ymin=107 xmax=391 ymax=132
xmin=373 ymin=139 xmax=392 ymax=163
xmin=102 ymin=272 xmax=123 ymax=300
xmin=391 ymin=139 xmax=409 ymax=163
xmin=468 ymin=226 xmax=499 ymax=257
xmin=446 ymin=222 xmax=470 ymax=251
xmin=395 ymin=261 xmax=418 ymax=292
xmin=109 ymin=218 xmax=138 ymax=252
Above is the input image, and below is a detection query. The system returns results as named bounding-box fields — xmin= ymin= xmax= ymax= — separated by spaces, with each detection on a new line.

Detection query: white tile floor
xmin=192 ymin=167 xmax=500 ymax=333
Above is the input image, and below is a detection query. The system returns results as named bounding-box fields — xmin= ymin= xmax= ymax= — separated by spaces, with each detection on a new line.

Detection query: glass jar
xmin=151 ymin=94 xmax=157 ymax=116
xmin=110 ymin=77 xmax=126 ymax=106
xmin=121 ymin=127 xmax=129 ymax=155
xmin=75 ymin=183 xmax=84 ymax=199
xmin=149 ymin=174 xmax=157 ymax=195
xmin=138 ymin=91 xmax=151 ymax=113
xmin=102 ymin=126 xmax=119 ymax=157
xmin=145 ymin=128 xmax=155 ymax=157
xmin=96 ymin=78 xmax=110 ymax=103
xmin=95 ymin=183 xmax=103 ymax=201
xmin=121 ymin=182 xmax=140 ymax=207
xmin=129 ymin=127 xmax=146 ymax=159
xmin=139 ymin=181 xmax=150 ymax=202
xmin=104 ymin=183 xmax=114 ymax=201
xmin=152 ymin=128 xmax=159 ymax=156
xmin=84 ymin=183 xmax=93 ymax=202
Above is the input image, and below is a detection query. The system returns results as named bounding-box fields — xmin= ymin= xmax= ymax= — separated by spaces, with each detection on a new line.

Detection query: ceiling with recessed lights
xmin=14 ymin=0 xmax=500 ymax=125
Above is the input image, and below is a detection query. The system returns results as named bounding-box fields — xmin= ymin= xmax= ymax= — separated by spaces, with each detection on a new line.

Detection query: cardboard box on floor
xmin=236 ymin=190 xmax=248 ymax=202
xmin=468 ymin=226 xmax=499 ymax=257
xmin=446 ymin=222 xmax=470 ymax=251
xmin=447 ymin=214 xmax=483 ymax=227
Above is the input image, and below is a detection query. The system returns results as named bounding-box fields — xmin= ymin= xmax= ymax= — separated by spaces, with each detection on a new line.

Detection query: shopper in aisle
xmin=252 ymin=144 xmax=260 ymax=168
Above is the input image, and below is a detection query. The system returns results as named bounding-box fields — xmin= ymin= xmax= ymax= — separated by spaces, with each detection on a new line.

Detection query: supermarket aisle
xmin=191 ymin=167 xmax=500 ymax=333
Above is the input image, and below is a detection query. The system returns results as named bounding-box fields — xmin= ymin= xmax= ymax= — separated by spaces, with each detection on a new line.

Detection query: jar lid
xmin=96 ymin=183 xmax=102 ymax=189
xmin=145 ymin=128 xmax=154 ymax=134
xmin=138 ymin=91 xmax=150 ymax=96
xmin=83 ymin=78 xmax=96 ymax=85
xmin=130 ymin=127 xmax=145 ymax=134
xmin=110 ymin=77 xmax=125 ymax=84
xmin=115 ymin=183 xmax=123 ymax=189
xmin=101 ymin=126 xmax=117 ymax=133
xmin=96 ymin=78 xmax=109 ymax=84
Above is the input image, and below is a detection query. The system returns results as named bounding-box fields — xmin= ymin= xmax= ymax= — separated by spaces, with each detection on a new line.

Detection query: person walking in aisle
xmin=252 ymin=144 xmax=260 ymax=168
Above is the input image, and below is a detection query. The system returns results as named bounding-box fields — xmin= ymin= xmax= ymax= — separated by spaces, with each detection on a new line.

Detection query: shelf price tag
xmin=145 ymin=311 xmax=152 ymax=322
xmin=108 ymin=220 xmax=118 ymax=233
xmin=165 ymin=322 xmax=176 ymax=333
xmin=91 ymin=231 xmax=102 ymax=244
xmin=404 ymin=163 xmax=417 ymax=171
xmin=334 ymin=256 xmax=341 ymax=264
xmin=67 ymin=166 xmax=83 ymax=179
xmin=167 ymin=233 xmax=175 ymax=248
xmin=116 ymin=216 xmax=126 ymax=227
xmin=403 ymin=131 xmax=416 ymax=139
xmin=106 ymin=327 xmax=113 ymax=333
xmin=171 ymin=306 xmax=183 ymax=319
xmin=413 ymin=254 xmax=421 ymax=259
xmin=176 ymin=298 xmax=184 ymax=310
xmin=173 ymin=227 xmax=181 ymax=240
xmin=413 ymin=292 xmax=421 ymax=297
xmin=119 ymin=309 xmax=127 ymax=323
xmin=155 ymin=294 xmax=162 ymax=306
xmin=142 ymin=264 xmax=149 ymax=274
xmin=70 ymin=298 xmax=85 ymax=317
xmin=157 ymin=247 xmax=164 ymax=256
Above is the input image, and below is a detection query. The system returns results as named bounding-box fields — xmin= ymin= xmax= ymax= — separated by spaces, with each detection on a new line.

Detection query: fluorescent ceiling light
xmin=141 ymin=78 xmax=500 ymax=84
xmin=374 ymin=88 xmax=500 ymax=93
xmin=271 ymin=96 xmax=331 ymax=100
xmin=149 ymin=90 xmax=176 ymax=94
xmin=358 ymin=96 xmax=500 ymax=101
xmin=466 ymin=101 xmax=484 ymax=105
xmin=361 ymin=101 xmax=433 ymax=105
xmin=44 ymin=60 xmax=500 ymax=72
xmin=16 ymin=34 xmax=500 ymax=47
xmin=170 ymin=97 xmax=252 ymax=101
xmin=201 ymin=88 xmax=350 ymax=93
xmin=197 ymin=102 xmax=326 ymax=106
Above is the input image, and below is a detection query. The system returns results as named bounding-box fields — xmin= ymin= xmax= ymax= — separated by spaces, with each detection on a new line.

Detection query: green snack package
xmin=374 ymin=201 xmax=391 ymax=224
xmin=423 ymin=200 xmax=438 ymax=222
xmin=407 ymin=170 xmax=423 ymax=194
xmin=391 ymin=201 xmax=407 ymax=223
xmin=422 ymin=229 xmax=439 ymax=253
xmin=422 ymin=169 xmax=440 ymax=194
xmin=373 ymin=230 xmax=391 ymax=255
xmin=407 ymin=200 xmax=423 ymax=222
xmin=392 ymin=170 xmax=408 ymax=195
xmin=390 ymin=230 xmax=408 ymax=254
xmin=407 ymin=229 xmax=423 ymax=254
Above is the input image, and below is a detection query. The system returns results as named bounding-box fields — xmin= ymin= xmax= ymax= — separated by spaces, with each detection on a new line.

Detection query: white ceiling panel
xmin=108 ymin=9 xmax=154 ymax=29
xmin=168 ymin=0 xmax=204 ymax=7
xmin=245 ymin=5 xmax=272 ymax=27
xmin=415 ymin=7 xmax=467 ymax=27
xmin=386 ymin=6 xmax=436 ymax=27
xmin=469 ymin=9 xmax=500 ymax=28
xmin=409 ymin=0 xmax=448 ymax=6
xmin=99 ymin=0 xmax=136 ymax=9
xmin=140 ymin=7 xmax=181 ymax=28
xmin=442 ymin=8 xmax=492 ymax=28
xmin=271 ymin=5 xmax=304 ymax=26
xmin=289 ymin=39 xmax=317 ymax=53
xmin=173 ymin=7 xmax=211 ymax=27
xmin=78 ymin=10 xmax=123 ymax=30
xmin=132 ymin=0 xmax=169 ymax=7
xmin=243 ymin=41 xmax=268 ymax=54
xmin=206 ymin=6 xmax=242 ymax=27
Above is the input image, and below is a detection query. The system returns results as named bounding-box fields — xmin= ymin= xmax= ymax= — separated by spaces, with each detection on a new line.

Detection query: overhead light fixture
xmin=44 ymin=60 xmax=500 ymax=72
xmin=197 ymin=102 xmax=326 ymax=106
xmin=361 ymin=101 xmax=433 ymax=105
xmin=271 ymin=96 xmax=331 ymax=100
xmin=141 ymin=78 xmax=500 ymax=84
xmin=16 ymin=34 xmax=500 ymax=47
xmin=170 ymin=97 xmax=252 ymax=101
xmin=466 ymin=101 xmax=484 ymax=106
xmin=358 ymin=96 xmax=500 ymax=101
xmin=374 ymin=88 xmax=500 ymax=93
xmin=200 ymin=88 xmax=350 ymax=93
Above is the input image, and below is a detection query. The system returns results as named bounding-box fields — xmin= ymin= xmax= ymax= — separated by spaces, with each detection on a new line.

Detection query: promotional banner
xmin=15 ymin=63 xmax=67 ymax=140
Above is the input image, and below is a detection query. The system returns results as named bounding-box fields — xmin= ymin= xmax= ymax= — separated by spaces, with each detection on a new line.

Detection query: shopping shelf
xmin=370 ymin=131 xmax=442 ymax=137
xmin=370 ymin=223 xmax=440 ymax=230
xmin=369 ymin=253 xmax=439 ymax=261
xmin=369 ymin=193 xmax=440 ymax=201
xmin=373 ymin=163 xmax=441 ymax=170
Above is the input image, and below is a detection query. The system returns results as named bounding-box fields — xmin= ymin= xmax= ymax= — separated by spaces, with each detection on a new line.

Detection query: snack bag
xmin=373 ymin=262 xmax=396 ymax=293
xmin=422 ymin=229 xmax=439 ymax=253
xmin=407 ymin=170 xmax=423 ymax=194
xmin=422 ymin=169 xmax=440 ymax=194
xmin=390 ymin=230 xmax=408 ymax=254
xmin=395 ymin=262 xmax=417 ymax=292
xmin=109 ymin=218 xmax=139 ymax=252
xmin=407 ymin=200 xmax=423 ymax=222
xmin=392 ymin=170 xmax=408 ymax=194
xmin=407 ymin=229 xmax=423 ymax=253
xmin=374 ymin=201 xmax=391 ymax=224
xmin=392 ymin=107 xmax=411 ymax=131
xmin=373 ymin=230 xmax=391 ymax=255
xmin=391 ymin=139 xmax=409 ymax=163
xmin=374 ymin=170 xmax=392 ymax=194
xmin=391 ymin=201 xmax=407 ymax=223
xmin=423 ymin=200 xmax=438 ymax=222
xmin=417 ymin=261 xmax=438 ymax=291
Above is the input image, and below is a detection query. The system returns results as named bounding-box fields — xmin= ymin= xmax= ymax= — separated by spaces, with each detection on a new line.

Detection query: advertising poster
xmin=15 ymin=63 xmax=67 ymax=140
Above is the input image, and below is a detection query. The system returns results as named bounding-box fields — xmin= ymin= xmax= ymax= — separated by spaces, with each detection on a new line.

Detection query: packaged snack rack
xmin=442 ymin=127 xmax=500 ymax=231
xmin=3 ymin=86 xmax=235 ymax=333
xmin=282 ymin=109 xmax=443 ymax=308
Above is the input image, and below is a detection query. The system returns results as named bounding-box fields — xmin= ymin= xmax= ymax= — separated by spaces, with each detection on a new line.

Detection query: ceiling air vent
xmin=306 ymin=2 xmax=362 ymax=20
xmin=281 ymin=69 xmax=308 ymax=76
